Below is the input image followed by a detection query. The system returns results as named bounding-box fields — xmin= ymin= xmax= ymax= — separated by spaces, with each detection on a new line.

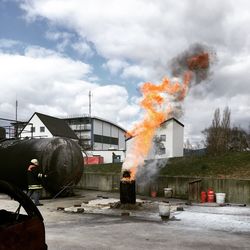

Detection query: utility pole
xmin=88 ymin=90 xmax=92 ymax=150
xmin=15 ymin=99 xmax=18 ymax=138
xmin=15 ymin=100 xmax=18 ymax=122
xmin=89 ymin=90 xmax=92 ymax=117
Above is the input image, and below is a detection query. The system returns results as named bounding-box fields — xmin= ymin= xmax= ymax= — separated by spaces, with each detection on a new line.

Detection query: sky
xmin=0 ymin=0 xmax=250 ymax=146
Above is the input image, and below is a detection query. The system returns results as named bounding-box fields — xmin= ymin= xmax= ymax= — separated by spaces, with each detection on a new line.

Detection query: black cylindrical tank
xmin=0 ymin=137 xmax=83 ymax=194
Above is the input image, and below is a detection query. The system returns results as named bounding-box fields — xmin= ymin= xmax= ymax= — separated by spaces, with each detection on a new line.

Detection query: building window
xmin=40 ymin=126 xmax=45 ymax=132
xmin=159 ymin=147 xmax=166 ymax=155
xmin=93 ymin=134 xmax=118 ymax=145
xmin=31 ymin=126 xmax=35 ymax=133
xmin=160 ymin=134 xmax=166 ymax=141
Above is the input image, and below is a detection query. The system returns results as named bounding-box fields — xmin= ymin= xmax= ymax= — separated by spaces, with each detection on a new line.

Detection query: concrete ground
xmin=1 ymin=190 xmax=250 ymax=250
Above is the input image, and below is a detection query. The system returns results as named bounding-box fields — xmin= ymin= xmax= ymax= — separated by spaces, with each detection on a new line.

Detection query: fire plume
xmin=122 ymin=51 xmax=210 ymax=180
xmin=187 ymin=53 xmax=209 ymax=70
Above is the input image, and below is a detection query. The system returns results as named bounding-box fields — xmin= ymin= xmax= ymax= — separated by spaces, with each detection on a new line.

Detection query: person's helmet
xmin=31 ymin=159 xmax=39 ymax=166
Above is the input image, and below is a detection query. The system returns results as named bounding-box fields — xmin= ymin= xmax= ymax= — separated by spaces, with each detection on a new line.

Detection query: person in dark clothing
xmin=27 ymin=159 xmax=46 ymax=206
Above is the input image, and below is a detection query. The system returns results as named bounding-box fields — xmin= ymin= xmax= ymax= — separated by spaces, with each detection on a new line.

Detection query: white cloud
xmin=45 ymin=31 xmax=74 ymax=52
xmin=0 ymin=48 xmax=91 ymax=118
xmin=24 ymin=46 xmax=59 ymax=57
xmin=73 ymin=84 xmax=141 ymax=129
xmin=71 ymin=41 xmax=93 ymax=57
xmin=20 ymin=1 xmax=250 ymax=64
xmin=45 ymin=31 xmax=93 ymax=56
xmin=118 ymin=104 xmax=140 ymax=124
xmin=10 ymin=0 xmax=250 ymax=142
xmin=0 ymin=46 xmax=137 ymax=129
xmin=0 ymin=39 xmax=21 ymax=49
xmin=20 ymin=0 xmax=187 ymax=68
xmin=183 ymin=91 xmax=250 ymax=145
xmin=122 ymin=65 xmax=150 ymax=79
xmin=45 ymin=31 xmax=73 ymax=41
xmin=103 ymin=59 xmax=128 ymax=75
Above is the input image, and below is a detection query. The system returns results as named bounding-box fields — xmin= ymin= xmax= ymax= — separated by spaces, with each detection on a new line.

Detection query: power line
xmin=0 ymin=117 xmax=21 ymax=122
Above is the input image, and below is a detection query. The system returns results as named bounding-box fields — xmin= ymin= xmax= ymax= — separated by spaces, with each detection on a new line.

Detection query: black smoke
xmin=170 ymin=43 xmax=215 ymax=84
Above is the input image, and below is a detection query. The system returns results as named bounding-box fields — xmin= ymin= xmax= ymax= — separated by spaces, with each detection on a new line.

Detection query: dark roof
xmin=126 ymin=117 xmax=184 ymax=141
xmin=161 ymin=117 xmax=184 ymax=127
xmin=92 ymin=116 xmax=126 ymax=132
xmin=32 ymin=112 xmax=78 ymax=139
xmin=63 ymin=115 xmax=127 ymax=132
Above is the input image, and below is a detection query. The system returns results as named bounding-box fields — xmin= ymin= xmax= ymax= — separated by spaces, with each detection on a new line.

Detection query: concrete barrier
xmin=78 ymin=171 xmax=250 ymax=204
xmin=77 ymin=172 xmax=120 ymax=191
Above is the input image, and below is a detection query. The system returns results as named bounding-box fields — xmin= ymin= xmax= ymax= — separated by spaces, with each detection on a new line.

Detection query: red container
xmin=207 ymin=188 xmax=215 ymax=202
xmin=84 ymin=156 xmax=104 ymax=165
xmin=151 ymin=191 xmax=157 ymax=198
xmin=200 ymin=191 xmax=207 ymax=203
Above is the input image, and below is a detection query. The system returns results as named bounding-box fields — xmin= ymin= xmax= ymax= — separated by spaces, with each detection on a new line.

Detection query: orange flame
xmin=187 ymin=53 xmax=209 ymax=70
xmin=122 ymin=52 xmax=209 ymax=180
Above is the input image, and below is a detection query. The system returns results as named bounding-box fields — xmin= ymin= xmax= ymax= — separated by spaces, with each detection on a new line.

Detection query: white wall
xmin=20 ymin=114 xmax=52 ymax=138
xmin=93 ymin=143 xmax=119 ymax=150
xmin=126 ymin=119 xmax=184 ymax=160
xmin=154 ymin=119 xmax=184 ymax=158
xmin=93 ymin=142 xmax=102 ymax=150
xmin=111 ymin=126 xmax=118 ymax=137
xmin=93 ymin=119 xmax=103 ymax=135
xmin=154 ymin=119 xmax=183 ymax=158
xmin=118 ymin=130 xmax=126 ymax=150
xmin=157 ymin=121 xmax=173 ymax=158
xmin=92 ymin=118 xmax=126 ymax=151
xmin=172 ymin=121 xmax=184 ymax=157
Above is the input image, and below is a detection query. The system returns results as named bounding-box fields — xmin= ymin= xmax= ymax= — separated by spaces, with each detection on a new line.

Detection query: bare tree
xmin=221 ymin=106 xmax=231 ymax=151
xmin=203 ymin=107 xmax=231 ymax=155
xmin=229 ymin=126 xmax=248 ymax=151
xmin=203 ymin=106 xmax=249 ymax=154
xmin=203 ymin=108 xmax=223 ymax=155
xmin=184 ymin=139 xmax=193 ymax=150
xmin=212 ymin=108 xmax=220 ymax=128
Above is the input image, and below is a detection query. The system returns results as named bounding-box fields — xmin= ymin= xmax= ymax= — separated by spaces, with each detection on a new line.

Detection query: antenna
xmin=15 ymin=99 xmax=18 ymax=122
xmin=15 ymin=99 xmax=18 ymax=138
xmin=89 ymin=90 xmax=92 ymax=117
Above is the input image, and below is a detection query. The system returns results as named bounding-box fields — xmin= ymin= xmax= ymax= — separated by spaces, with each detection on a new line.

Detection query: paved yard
xmin=1 ymin=190 xmax=250 ymax=250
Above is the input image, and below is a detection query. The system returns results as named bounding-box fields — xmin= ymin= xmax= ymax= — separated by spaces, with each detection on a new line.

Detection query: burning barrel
xmin=120 ymin=170 xmax=136 ymax=204
xmin=0 ymin=137 xmax=83 ymax=194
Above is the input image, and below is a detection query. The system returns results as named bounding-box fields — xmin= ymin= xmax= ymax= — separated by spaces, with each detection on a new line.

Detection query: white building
xmin=63 ymin=116 xmax=126 ymax=151
xmin=19 ymin=112 xmax=78 ymax=140
xmin=63 ymin=116 xmax=126 ymax=163
xmin=126 ymin=117 xmax=184 ymax=159
xmin=18 ymin=112 xmax=126 ymax=164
